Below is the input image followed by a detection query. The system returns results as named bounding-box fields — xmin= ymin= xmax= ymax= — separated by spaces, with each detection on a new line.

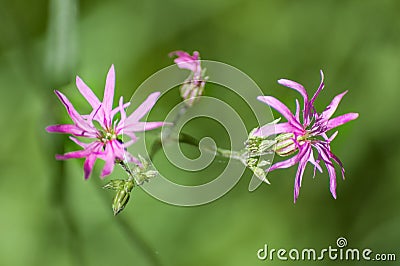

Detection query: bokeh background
xmin=1 ymin=0 xmax=399 ymax=265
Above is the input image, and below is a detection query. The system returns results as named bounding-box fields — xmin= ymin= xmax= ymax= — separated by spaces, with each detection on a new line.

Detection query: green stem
xmin=179 ymin=132 xmax=244 ymax=161
xmin=215 ymin=147 xmax=244 ymax=161
xmin=119 ymin=160 xmax=136 ymax=182
xmin=149 ymin=103 xmax=189 ymax=160
xmin=93 ymin=178 xmax=162 ymax=266
xmin=151 ymin=130 xmax=245 ymax=162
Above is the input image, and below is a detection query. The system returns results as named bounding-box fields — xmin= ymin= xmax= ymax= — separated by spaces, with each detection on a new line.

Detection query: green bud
xmin=112 ymin=180 xmax=134 ymax=216
xmin=103 ymin=179 xmax=125 ymax=191
xmin=138 ymin=154 xmax=149 ymax=170
xmin=246 ymin=157 xmax=258 ymax=168
xmin=144 ymin=170 xmax=158 ymax=179
xmin=135 ymin=169 xmax=159 ymax=185
xmin=133 ymin=156 xmax=159 ymax=185
xmin=249 ymin=166 xmax=270 ymax=184
xmin=180 ymin=68 xmax=208 ymax=107
xmin=244 ymin=125 xmax=277 ymax=184
xmin=245 ymin=121 xmax=280 ymax=157
xmin=257 ymin=160 xmax=269 ymax=167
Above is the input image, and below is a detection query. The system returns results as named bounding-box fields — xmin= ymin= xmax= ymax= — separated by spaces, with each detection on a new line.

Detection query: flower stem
xmin=179 ymin=132 xmax=245 ymax=161
xmin=118 ymin=160 xmax=136 ymax=183
xmin=93 ymin=178 xmax=161 ymax=266
xmin=149 ymin=99 xmax=245 ymax=162
xmin=149 ymin=103 xmax=189 ymax=160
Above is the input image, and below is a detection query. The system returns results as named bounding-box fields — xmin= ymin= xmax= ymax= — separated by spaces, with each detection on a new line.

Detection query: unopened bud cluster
xmin=104 ymin=179 xmax=134 ymax=216
xmin=103 ymin=156 xmax=158 ymax=215
xmin=243 ymin=129 xmax=277 ymax=184
xmin=243 ymin=124 xmax=306 ymax=184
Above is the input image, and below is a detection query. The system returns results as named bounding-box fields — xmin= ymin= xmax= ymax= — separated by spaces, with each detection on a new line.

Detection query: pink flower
xmin=254 ymin=70 xmax=359 ymax=202
xmin=46 ymin=65 xmax=165 ymax=179
xmin=169 ymin=50 xmax=201 ymax=76
xmin=169 ymin=50 xmax=207 ymax=106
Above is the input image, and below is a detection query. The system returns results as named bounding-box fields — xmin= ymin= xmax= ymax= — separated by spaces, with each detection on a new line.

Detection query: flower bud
xmin=112 ymin=180 xmax=134 ymax=216
xmin=245 ymin=130 xmax=276 ymax=157
xmin=144 ymin=170 xmax=158 ymax=179
xmin=180 ymin=69 xmax=208 ymax=107
xmin=273 ymin=133 xmax=298 ymax=156
xmin=244 ymin=157 xmax=271 ymax=184
xmin=249 ymin=165 xmax=271 ymax=184
xmin=103 ymin=179 xmax=125 ymax=191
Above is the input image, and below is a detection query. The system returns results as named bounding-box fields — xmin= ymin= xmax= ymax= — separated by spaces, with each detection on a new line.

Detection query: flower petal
xmin=54 ymin=90 xmax=96 ymax=133
xmin=329 ymin=151 xmax=345 ymax=179
xmin=269 ymin=143 xmax=310 ymax=172
xmin=277 ymin=79 xmax=308 ymax=105
xmin=88 ymin=104 xmax=103 ymax=127
xmin=257 ymin=96 xmax=303 ymax=130
xmin=169 ymin=51 xmax=200 ymax=73
xmin=83 ymin=155 xmax=98 ymax=179
xmin=294 ymin=144 xmax=312 ymax=202
xmin=69 ymin=136 xmax=89 ymax=148
xmin=252 ymin=122 xmax=299 ymax=138
xmin=56 ymin=149 xmax=91 ymax=160
xmin=99 ymin=141 xmax=122 ymax=178
xmin=310 ymin=70 xmax=325 ymax=106
xmin=121 ymin=131 xmax=137 ymax=148
xmin=46 ymin=124 xmax=96 ymax=137
xmin=123 ymin=122 xmax=165 ymax=132
xmin=111 ymin=140 xmax=126 ymax=159
xmin=115 ymin=96 xmax=127 ymax=133
xmin=111 ymin=102 xmax=130 ymax=120
xmin=326 ymin=113 xmax=359 ymax=131
xmin=314 ymin=143 xmax=337 ymax=199
xmin=101 ymin=141 xmax=126 ymax=178
xmin=102 ymin=65 xmax=115 ymax=123
xmin=308 ymin=150 xmax=323 ymax=178
xmin=320 ymin=91 xmax=348 ymax=121
xmin=295 ymin=99 xmax=300 ymax=122
xmin=76 ymin=76 xmax=101 ymax=109
xmin=119 ymin=97 xmax=127 ymax=121
xmin=56 ymin=140 xmax=103 ymax=160
xmin=100 ymin=152 xmax=115 ymax=178
xmin=169 ymin=50 xmax=190 ymax=58
xmin=125 ymin=92 xmax=161 ymax=123
xmin=328 ymin=131 xmax=338 ymax=142
xmin=305 ymin=70 xmax=325 ymax=125
xmin=169 ymin=50 xmax=199 ymax=60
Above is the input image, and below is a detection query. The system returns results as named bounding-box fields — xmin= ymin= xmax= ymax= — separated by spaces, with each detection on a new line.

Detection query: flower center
xmin=99 ymin=129 xmax=118 ymax=144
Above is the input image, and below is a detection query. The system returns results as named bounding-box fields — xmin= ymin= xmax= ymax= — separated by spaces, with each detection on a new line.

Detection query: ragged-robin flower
xmin=169 ymin=50 xmax=207 ymax=106
xmin=46 ymin=65 xmax=165 ymax=179
xmin=252 ymin=70 xmax=359 ymax=202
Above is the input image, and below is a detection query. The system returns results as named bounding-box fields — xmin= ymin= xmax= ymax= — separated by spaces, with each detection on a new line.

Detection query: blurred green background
xmin=1 ymin=0 xmax=399 ymax=265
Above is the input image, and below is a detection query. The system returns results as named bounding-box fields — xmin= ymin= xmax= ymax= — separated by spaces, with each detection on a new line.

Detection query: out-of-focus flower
xmin=170 ymin=51 xmax=201 ymax=76
xmin=46 ymin=65 xmax=165 ymax=179
xmin=253 ymin=70 xmax=359 ymax=202
xmin=169 ymin=50 xmax=207 ymax=106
